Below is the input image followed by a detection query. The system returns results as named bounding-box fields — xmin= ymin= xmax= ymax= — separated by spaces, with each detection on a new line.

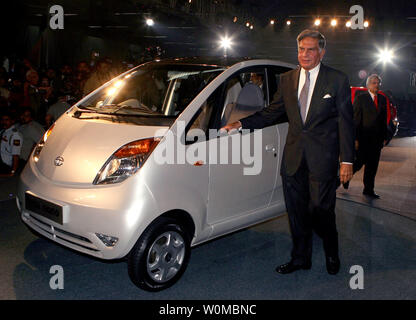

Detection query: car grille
xmin=26 ymin=213 xmax=100 ymax=252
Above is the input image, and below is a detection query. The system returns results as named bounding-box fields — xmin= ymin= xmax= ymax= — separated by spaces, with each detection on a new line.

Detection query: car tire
xmin=127 ymin=217 xmax=191 ymax=291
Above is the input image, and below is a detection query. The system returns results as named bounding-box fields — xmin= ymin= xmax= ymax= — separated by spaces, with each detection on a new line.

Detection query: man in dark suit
xmin=352 ymin=74 xmax=388 ymax=199
xmin=223 ymin=30 xmax=354 ymax=275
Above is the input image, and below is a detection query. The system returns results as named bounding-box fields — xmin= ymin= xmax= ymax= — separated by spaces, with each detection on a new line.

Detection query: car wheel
xmin=127 ymin=217 xmax=191 ymax=291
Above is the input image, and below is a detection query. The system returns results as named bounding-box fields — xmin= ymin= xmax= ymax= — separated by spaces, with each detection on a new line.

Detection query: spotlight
xmin=220 ymin=36 xmax=232 ymax=50
xmin=250 ymin=25 xmax=254 ymax=30
xmin=346 ymin=21 xmax=351 ymax=28
xmin=331 ymin=19 xmax=337 ymax=27
xmin=314 ymin=18 xmax=321 ymax=26
xmin=246 ymin=22 xmax=250 ymax=27
xmin=286 ymin=20 xmax=291 ymax=25
xmin=270 ymin=19 xmax=275 ymax=25
xmin=146 ymin=18 xmax=154 ymax=26
xmin=364 ymin=20 xmax=369 ymax=28
xmin=377 ymin=48 xmax=394 ymax=64
xmin=219 ymin=35 xmax=233 ymax=58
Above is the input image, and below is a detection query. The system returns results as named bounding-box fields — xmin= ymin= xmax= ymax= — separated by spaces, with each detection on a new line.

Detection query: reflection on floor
xmin=1 ymin=195 xmax=415 ymax=299
xmin=337 ymin=136 xmax=416 ymax=221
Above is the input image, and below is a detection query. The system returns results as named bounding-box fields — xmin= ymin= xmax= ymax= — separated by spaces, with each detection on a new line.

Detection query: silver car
xmin=17 ymin=58 xmax=294 ymax=291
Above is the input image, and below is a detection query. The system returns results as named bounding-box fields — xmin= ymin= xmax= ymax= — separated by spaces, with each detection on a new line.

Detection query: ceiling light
xmin=146 ymin=18 xmax=154 ymax=26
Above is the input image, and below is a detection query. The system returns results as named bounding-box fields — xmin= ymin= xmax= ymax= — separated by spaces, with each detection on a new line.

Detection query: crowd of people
xmin=0 ymin=56 xmax=130 ymax=176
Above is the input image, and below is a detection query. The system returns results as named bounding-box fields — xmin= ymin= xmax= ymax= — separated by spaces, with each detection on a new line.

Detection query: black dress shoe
xmin=326 ymin=256 xmax=340 ymax=275
xmin=275 ymin=260 xmax=312 ymax=274
xmin=363 ymin=190 xmax=380 ymax=199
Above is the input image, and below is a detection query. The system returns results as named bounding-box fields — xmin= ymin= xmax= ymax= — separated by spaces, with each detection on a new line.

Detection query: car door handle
xmin=265 ymin=144 xmax=276 ymax=152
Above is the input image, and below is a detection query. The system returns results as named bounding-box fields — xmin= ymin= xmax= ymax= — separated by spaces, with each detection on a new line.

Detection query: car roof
xmin=143 ymin=56 xmax=294 ymax=69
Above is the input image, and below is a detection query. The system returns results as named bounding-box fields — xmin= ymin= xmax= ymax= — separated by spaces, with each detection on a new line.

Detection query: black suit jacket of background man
xmin=240 ymin=63 xmax=355 ymax=180
xmin=353 ymin=91 xmax=388 ymax=148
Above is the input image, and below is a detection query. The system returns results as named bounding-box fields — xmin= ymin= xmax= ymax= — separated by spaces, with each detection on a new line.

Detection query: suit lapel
xmin=304 ymin=63 xmax=327 ymax=126
xmin=375 ymin=93 xmax=381 ymax=113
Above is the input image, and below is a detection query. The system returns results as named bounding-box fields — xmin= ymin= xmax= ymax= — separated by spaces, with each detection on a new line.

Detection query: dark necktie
xmin=299 ymin=70 xmax=310 ymax=123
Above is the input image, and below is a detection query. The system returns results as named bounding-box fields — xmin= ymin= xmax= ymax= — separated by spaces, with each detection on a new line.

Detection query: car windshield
xmin=76 ymin=63 xmax=225 ymax=119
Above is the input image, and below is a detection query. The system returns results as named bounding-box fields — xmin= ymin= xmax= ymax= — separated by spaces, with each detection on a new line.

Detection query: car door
xmin=266 ymin=66 xmax=291 ymax=205
xmin=206 ymin=66 xmax=279 ymax=225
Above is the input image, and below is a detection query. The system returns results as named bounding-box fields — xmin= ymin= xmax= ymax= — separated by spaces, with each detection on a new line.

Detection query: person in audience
xmin=18 ymin=107 xmax=45 ymax=164
xmin=0 ymin=112 xmax=23 ymax=177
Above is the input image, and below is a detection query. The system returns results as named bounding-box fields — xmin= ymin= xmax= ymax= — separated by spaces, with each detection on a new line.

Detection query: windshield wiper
xmin=73 ymin=106 xmax=98 ymax=118
xmin=98 ymin=103 xmax=158 ymax=115
xmin=74 ymin=103 xmax=163 ymax=118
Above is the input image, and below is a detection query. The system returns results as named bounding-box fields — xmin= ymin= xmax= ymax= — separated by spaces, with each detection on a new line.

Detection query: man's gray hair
xmin=366 ymin=74 xmax=382 ymax=86
xmin=25 ymin=69 xmax=38 ymax=79
xmin=297 ymin=29 xmax=326 ymax=50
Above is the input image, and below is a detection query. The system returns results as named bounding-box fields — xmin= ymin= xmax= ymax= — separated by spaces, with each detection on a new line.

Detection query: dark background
xmin=1 ymin=0 xmax=416 ymax=98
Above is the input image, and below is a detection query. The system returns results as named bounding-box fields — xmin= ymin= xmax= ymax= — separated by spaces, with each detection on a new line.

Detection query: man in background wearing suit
xmin=351 ymin=74 xmax=388 ymax=199
xmin=223 ymin=30 xmax=355 ymax=275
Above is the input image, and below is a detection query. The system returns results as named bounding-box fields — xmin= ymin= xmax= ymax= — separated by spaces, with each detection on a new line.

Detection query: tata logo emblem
xmin=54 ymin=156 xmax=64 ymax=166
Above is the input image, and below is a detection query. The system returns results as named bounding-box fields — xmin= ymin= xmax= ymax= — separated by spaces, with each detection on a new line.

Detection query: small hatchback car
xmin=17 ymin=57 xmax=294 ymax=291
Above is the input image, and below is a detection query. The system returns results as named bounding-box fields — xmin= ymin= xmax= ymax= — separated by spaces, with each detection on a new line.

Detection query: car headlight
xmin=93 ymin=138 xmax=159 ymax=185
xmin=33 ymin=124 xmax=55 ymax=162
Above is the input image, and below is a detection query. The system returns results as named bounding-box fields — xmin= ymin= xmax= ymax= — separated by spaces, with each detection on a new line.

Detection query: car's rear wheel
xmin=127 ymin=217 xmax=191 ymax=291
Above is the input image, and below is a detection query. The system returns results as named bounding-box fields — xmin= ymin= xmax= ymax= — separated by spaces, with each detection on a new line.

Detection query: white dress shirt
xmin=369 ymin=91 xmax=376 ymax=101
xmin=297 ymin=63 xmax=321 ymax=119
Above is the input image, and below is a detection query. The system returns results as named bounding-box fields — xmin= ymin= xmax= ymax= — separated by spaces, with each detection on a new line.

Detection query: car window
xmin=76 ymin=64 xmax=225 ymax=123
xmin=220 ymin=67 xmax=267 ymax=126
xmin=186 ymin=85 xmax=224 ymax=144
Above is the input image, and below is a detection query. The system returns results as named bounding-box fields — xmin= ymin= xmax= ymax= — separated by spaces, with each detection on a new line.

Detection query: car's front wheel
xmin=127 ymin=217 xmax=191 ymax=291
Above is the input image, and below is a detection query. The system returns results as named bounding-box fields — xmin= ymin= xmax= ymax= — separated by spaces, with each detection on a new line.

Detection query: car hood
xmin=34 ymin=113 xmax=169 ymax=185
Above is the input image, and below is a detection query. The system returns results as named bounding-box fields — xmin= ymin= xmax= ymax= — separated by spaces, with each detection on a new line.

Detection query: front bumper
xmin=17 ymin=160 xmax=159 ymax=260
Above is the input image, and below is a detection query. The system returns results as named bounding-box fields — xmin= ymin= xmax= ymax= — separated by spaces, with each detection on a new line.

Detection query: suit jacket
xmin=353 ymin=91 xmax=388 ymax=148
xmin=240 ymin=63 xmax=355 ymax=181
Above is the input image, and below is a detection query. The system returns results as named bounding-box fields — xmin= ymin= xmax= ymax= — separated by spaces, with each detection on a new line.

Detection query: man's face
xmin=41 ymin=77 xmax=49 ymax=87
xmin=61 ymin=65 xmax=72 ymax=75
xmin=77 ymin=62 xmax=89 ymax=73
xmin=12 ymin=79 xmax=22 ymax=88
xmin=297 ymin=37 xmax=325 ymax=70
xmin=98 ymin=62 xmax=110 ymax=74
xmin=47 ymin=69 xmax=56 ymax=79
xmin=250 ymin=73 xmax=263 ymax=86
xmin=27 ymin=71 xmax=39 ymax=85
xmin=367 ymin=77 xmax=381 ymax=93
xmin=21 ymin=111 xmax=32 ymax=124
xmin=1 ymin=116 xmax=13 ymax=129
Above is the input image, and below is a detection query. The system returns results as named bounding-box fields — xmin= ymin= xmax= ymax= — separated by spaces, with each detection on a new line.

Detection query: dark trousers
xmin=0 ymin=158 xmax=12 ymax=174
xmin=281 ymin=157 xmax=339 ymax=265
xmin=0 ymin=158 xmax=26 ymax=174
xmin=353 ymin=141 xmax=382 ymax=193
